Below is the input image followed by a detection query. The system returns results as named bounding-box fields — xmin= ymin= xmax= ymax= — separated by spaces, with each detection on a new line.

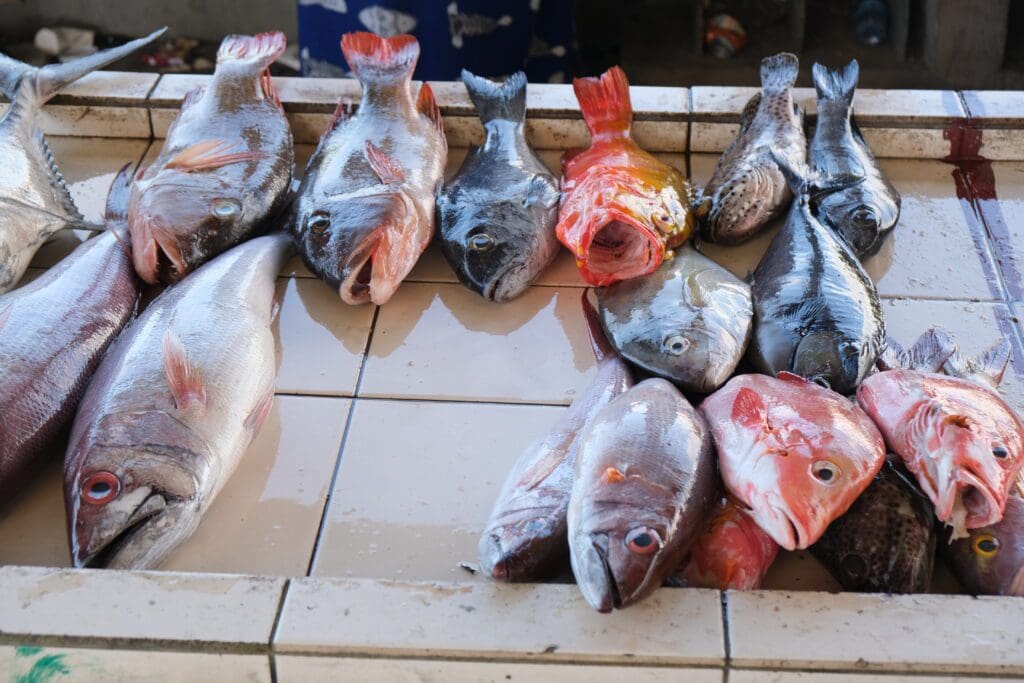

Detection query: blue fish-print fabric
xmin=297 ymin=0 xmax=574 ymax=82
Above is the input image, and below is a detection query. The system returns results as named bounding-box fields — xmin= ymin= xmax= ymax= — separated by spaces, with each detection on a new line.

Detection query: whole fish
xmin=675 ymin=495 xmax=779 ymax=590
xmin=810 ymin=456 xmax=935 ymax=593
xmin=596 ymin=242 xmax=752 ymax=393
xmin=569 ymin=378 xmax=716 ymax=612
xmin=0 ymin=166 xmax=140 ymax=503
xmin=556 ymin=66 xmax=696 ymax=287
xmin=696 ymin=53 xmax=805 ymax=245
xmin=478 ymin=293 xmax=633 ymax=581
xmin=63 ymin=233 xmax=291 ymax=569
xmin=0 ymin=28 xmax=164 ymax=293
xmin=748 ymin=155 xmax=884 ymax=394
xmin=808 ymin=60 xmax=900 ymax=257
xmin=290 ymin=32 xmax=447 ymax=305
xmin=437 ymin=70 xmax=560 ymax=302
xmin=129 ymin=32 xmax=293 ymax=284
xmin=858 ymin=332 xmax=1024 ymax=539
xmin=700 ymin=372 xmax=886 ymax=550
xmin=942 ymin=493 xmax=1024 ymax=596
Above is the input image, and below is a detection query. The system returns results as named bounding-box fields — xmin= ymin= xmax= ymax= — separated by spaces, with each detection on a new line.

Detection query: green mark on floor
xmin=12 ymin=647 xmax=70 ymax=683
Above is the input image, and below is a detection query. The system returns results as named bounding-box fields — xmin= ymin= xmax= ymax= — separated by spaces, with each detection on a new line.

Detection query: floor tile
xmin=0 ymin=458 xmax=69 ymax=568
xmin=359 ymin=283 xmax=597 ymax=405
xmin=0 ymin=565 xmax=283 ymax=646
xmin=0 ymin=646 xmax=270 ymax=683
xmin=730 ymin=672 xmax=1016 ymax=683
xmin=726 ymin=590 xmax=1024 ymax=674
xmin=312 ymin=399 xmax=565 ymax=581
xmin=275 ymin=578 xmax=725 ymax=665
xmin=981 ymin=162 xmax=1024 ymax=300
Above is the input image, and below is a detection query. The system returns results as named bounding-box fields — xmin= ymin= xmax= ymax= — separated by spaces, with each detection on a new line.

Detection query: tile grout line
xmin=268 ymin=577 xmax=292 ymax=663
xmin=721 ymin=591 xmax=732 ymax=676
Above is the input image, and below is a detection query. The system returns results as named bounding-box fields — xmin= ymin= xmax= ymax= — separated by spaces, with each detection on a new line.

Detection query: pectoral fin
xmin=165 ymin=139 xmax=265 ymax=172
xmin=163 ymin=329 xmax=207 ymax=412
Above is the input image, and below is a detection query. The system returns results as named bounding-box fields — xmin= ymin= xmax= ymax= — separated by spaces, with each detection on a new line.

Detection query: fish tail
xmin=812 ymin=59 xmax=858 ymax=110
xmin=217 ymin=32 xmax=287 ymax=71
xmin=760 ymin=52 xmax=799 ymax=94
xmin=6 ymin=28 xmax=166 ymax=105
xmin=581 ymin=290 xmax=616 ymax=362
xmin=573 ymin=66 xmax=632 ymax=139
xmin=461 ymin=69 xmax=526 ymax=124
xmin=341 ymin=32 xmax=419 ymax=85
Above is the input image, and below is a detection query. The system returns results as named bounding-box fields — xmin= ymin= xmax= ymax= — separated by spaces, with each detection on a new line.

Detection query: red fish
xmin=557 ymin=67 xmax=695 ymax=287
xmin=700 ymin=372 xmax=885 ymax=550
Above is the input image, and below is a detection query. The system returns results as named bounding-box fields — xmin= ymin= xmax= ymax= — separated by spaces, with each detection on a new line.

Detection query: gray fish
xmin=942 ymin=492 xmax=1024 ymax=596
xmin=478 ymin=293 xmax=633 ymax=581
xmin=0 ymin=28 xmax=165 ymax=293
xmin=809 ymin=60 xmax=900 ymax=257
xmin=568 ymin=378 xmax=717 ymax=612
xmin=748 ymin=154 xmax=884 ymax=394
xmin=696 ymin=53 xmax=806 ymax=245
xmin=596 ymin=243 xmax=752 ymax=393
xmin=437 ymin=70 xmax=560 ymax=302
xmin=129 ymin=32 xmax=294 ymax=285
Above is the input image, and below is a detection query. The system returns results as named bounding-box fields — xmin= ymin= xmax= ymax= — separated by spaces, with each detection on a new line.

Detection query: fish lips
xmin=1009 ymin=564 xmax=1024 ymax=596
xmin=752 ymin=499 xmax=810 ymax=551
xmin=578 ymin=208 xmax=664 ymax=285
xmin=938 ymin=465 xmax=1003 ymax=535
xmin=129 ymin=214 xmax=189 ymax=285
xmin=571 ymin=532 xmax=665 ymax=613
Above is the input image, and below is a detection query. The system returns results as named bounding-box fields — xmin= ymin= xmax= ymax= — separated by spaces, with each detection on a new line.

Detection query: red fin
xmin=416 ymin=83 xmax=447 ymax=149
xmin=163 ymin=329 xmax=207 ymax=412
xmin=244 ymin=392 xmax=275 ymax=433
xmin=0 ymin=305 xmax=11 ymax=333
xmin=364 ymin=141 xmax=405 ymax=184
xmin=323 ymin=99 xmax=354 ymax=139
xmin=340 ymin=32 xmax=419 ymax=83
xmin=260 ymin=69 xmax=282 ymax=109
xmin=217 ymin=32 xmax=286 ymax=69
xmin=165 ymin=140 xmax=265 ymax=172
xmin=732 ymin=388 xmax=767 ymax=429
xmin=181 ymin=86 xmax=206 ymax=110
xmin=573 ymin=66 xmax=632 ymax=139
xmin=777 ymin=371 xmax=811 ymax=386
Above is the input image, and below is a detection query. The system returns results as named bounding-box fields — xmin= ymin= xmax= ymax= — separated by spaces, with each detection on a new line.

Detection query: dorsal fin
xmin=416 ymin=83 xmax=447 ymax=150
xmin=738 ymin=92 xmax=761 ymax=133
xmin=878 ymin=328 xmax=956 ymax=372
xmin=34 ymin=128 xmax=83 ymax=222
xmin=943 ymin=338 xmax=1012 ymax=389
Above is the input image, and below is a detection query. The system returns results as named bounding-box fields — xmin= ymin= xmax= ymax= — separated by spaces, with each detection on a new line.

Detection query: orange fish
xmin=557 ymin=67 xmax=695 ymax=287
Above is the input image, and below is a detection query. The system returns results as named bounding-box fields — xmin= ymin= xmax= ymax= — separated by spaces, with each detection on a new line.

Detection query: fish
xmin=595 ymin=242 xmax=752 ymax=393
xmin=747 ymin=153 xmax=884 ymax=394
xmin=858 ymin=330 xmax=1024 ymax=539
xmin=556 ymin=66 xmax=696 ymax=287
xmin=290 ymin=32 xmax=447 ymax=305
xmin=63 ymin=233 xmax=291 ymax=569
xmin=695 ymin=53 xmax=806 ymax=245
xmin=568 ymin=378 xmax=717 ymax=611
xmin=700 ymin=372 xmax=886 ymax=550
xmin=478 ymin=293 xmax=633 ymax=581
xmin=808 ymin=60 xmax=900 ymax=257
xmin=129 ymin=32 xmax=294 ymax=285
xmin=0 ymin=165 xmax=140 ymax=504
xmin=0 ymin=28 xmax=165 ymax=294
xmin=810 ymin=456 xmax=936 ymax=593
xmin=436 ymin=70 xmax=560 ymax=302
xmin=675 ymin=495 xmax=779 ymax=590
xmin=941 ymin=492 xmax=1024 ymax=596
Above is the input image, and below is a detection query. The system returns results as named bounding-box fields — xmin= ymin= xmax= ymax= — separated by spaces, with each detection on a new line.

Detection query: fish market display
xmin=942 ymin=493 xmax=1024 ymax=596
xmin=808 ymin=60 xmax=900 ymax=257
xmin=0 ymin=167 xmax=140 ymax=504
xmin=596 ymin=243 xmax=752 ymax=393
xmin=675 ymin=495 xmax=779 ymax=590
xmin=63 ymin=233 xmax=291 ymax=569
xmin=858 ymin=332 xmax=1024 ymax=539
xmin=290 ymin=32 xmax=447 ymax=305
xmin=556 ymin=66 xmax=696 ymax=287
xmin=695 ymin=53 xmax=805 ymax=245
xmin=437 ymin=70 xmax=560 ymax=302
xmin=569 ymin=378 xmax=716 ymax=611
xmin=701 ymin=372 xmax=885 ymax=550
xmin=479 ymin=294 xmax=633 ymax=581
xmin=0 ymin=28 xmax=164 ymax=294
xmin=748 ymin=155 xmax=884 ymax=394
xmin=810 ymin=456 xmax=935 ymax=593
xmin=129 ymin=32 xmax=293 ymax=284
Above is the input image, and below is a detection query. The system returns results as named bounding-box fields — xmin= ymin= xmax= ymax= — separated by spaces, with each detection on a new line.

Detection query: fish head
xmin=816 ymin=189 xmax=899 ymax=257
xmin=858 ymin=371 xmax=1024 ymax=537
xmin=478 ymin=506 xmax=566 ymax=581
xmin=945 ymin=495 xmax=1024 ymax=596
xmin=680 ymin=496 xmax=779 ymax=590
xmin=128 ymin=175 xmax=254 ymax=284
xmin=65 ymin=411 xmax=211 ymax=569
xmin=792 ymin=330 xmax=873 ymax=394
xmin=700 ymin=160 xmax=787 ymax=244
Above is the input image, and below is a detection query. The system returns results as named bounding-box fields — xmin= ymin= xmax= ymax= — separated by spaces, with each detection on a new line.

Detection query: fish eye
xmin=840 ymin=553 xmax=868 ymax=581
xmin=664 ymin=335 xmax=690 ymax=355
xmin=524 ymin=519 xmax=547 ymax=533
xmin=81 ymin=471 xmax=121 ymax=505
xmin=811 ymin=460 xmax=841 ymax=484
xmin=468 ymin=231 xmax=495 ymax=252
xmin=972 ymin=533 xmax=1000 ymax=557
xmin=625 ymin=527 xmax=662 ymax=555
xmin=851 ymin=206 xmax=879 ymax=228
xmin=306 ymin=212 xmax=331 ymax=235
xmin=211 ymin=198 xmax=241 ymax=220
xmin=993 ymin=444 xmax=1009 ymax=459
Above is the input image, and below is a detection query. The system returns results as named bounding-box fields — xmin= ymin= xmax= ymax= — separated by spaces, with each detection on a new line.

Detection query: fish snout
xmin=754 ymin=500 xmax=805 ymax=551
xmin=1009 ymin=563 xmax=1024 ymax=596
xmin=128 ymin=214 xmax=188 ymax=284
xmin=571 ymin=533 xmax=619 ymax=613
xmin=793 ymin=332 xmax=864 ymax=395
xmin=478 ymin=533 xmax=512 ymax=581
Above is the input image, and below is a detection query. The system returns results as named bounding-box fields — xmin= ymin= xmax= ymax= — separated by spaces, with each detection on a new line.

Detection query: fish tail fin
xmin=760 ymin=52 xmax=799 ymax=95
xmin=574 ymin=66 xmax=632 ymax=139
xmin=581 ymin=290 xmax=616 ymax=362
xmin=812 ymin=59 xmax=858 ymax=110
xmin=943 ymin=337 xmax=1012 ymax=389
xmin=461 ymin=69 xmax=527 ymax=124
xmin=27 ymin=28 xmax=166 ymax=105
xmin=217 ymin=32 xmax=287 ymax=71
xmin=879 ymin=328 xmax=956 ymax=372
xmin=341 ymin=32 xmax=419 ymax=85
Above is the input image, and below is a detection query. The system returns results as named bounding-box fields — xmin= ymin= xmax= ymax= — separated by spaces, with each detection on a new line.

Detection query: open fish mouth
xmin=130 ymin=216 xmax=188 ymax=284
xmin=339 ymin=253 xmax=375 ymax=305
xmin=74 ymin=492 xmax=168 ymax=568
xmin=583 ymin=213 xmax=662 ymax=284
xmin=942 ymin=470 xmax=1001 ymax=540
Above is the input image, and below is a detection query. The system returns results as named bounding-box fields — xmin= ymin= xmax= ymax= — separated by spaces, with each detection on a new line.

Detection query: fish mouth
xmin=130 ymin=216 xmax=188 ymax=284
xmin=1009 ymin=564 xmax=1024 ymax=597
xmin=74 ymin=492 xmax=169 ymax=569
xmin=572 ymin=535 xmax=622 ymax=613
xmin=339 ymin=253 xmax=375 ymax=305
xmin=483 ymin=264 xmax=529 ymax=303
xmin=941 ymin=469 xmax=1001 ymax=540
xmin=581 ymin=212 xmax=662 ymax=285
xmin=590 ymin=539 xmax=622 ymax=613
xmin=480 ymin=534 xmax=513 ymax=581
xmin=755 ymin=501 xmax=805 ymax=551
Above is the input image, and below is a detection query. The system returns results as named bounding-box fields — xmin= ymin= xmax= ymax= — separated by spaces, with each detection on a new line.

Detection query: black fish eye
xmin=841 ymin=553 xmax=868 ymax=580
xmin=307 ymin=213 xmax=331 ymax=235
xmin=851 ymin=206 xmax=878 ymax=228
xmin=993 ymin=445 xmax=1009 ymax=459
xmin=468 ymin=231 xmax=494 ymax=252
xmin=811 ymin=460 xmax=841 ymax=483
